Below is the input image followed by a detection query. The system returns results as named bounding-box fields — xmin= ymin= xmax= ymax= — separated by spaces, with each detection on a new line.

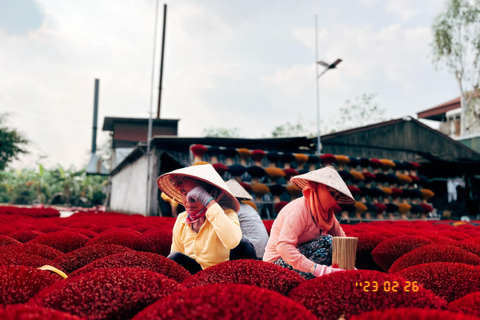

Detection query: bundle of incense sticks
xmin=332 ymin=236 xmax=358 ymax=270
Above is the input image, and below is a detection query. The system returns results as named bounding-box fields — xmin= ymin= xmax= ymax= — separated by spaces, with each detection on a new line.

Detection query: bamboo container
xmin=332 ymin=237 xmax=358 ymax=270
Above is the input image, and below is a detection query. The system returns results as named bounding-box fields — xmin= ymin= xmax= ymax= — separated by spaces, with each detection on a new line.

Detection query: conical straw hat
xmin=290 ymin=166 xmax=355 ymax=205
xmin=226 ymin=179 xmax=253 ymax=200
xmin=157 ymin=164 xmax=240 ymax=212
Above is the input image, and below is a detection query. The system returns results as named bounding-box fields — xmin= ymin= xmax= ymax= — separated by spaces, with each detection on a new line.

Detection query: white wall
xmin=110 ymin=154 xmax=149 ymax=215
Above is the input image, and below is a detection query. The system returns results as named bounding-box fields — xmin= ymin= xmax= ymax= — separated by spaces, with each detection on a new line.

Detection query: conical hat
xmin=226 ymin=179 xmax=253 ymax=200
xmin=290 ymin=166 xmax=355 ymax=205
xmin=157 ymin=164 xmax=240 ymax=212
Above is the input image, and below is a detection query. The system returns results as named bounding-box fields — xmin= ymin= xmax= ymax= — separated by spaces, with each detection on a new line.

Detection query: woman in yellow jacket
xmin=157 ymin=164 xmax=256 ymax=274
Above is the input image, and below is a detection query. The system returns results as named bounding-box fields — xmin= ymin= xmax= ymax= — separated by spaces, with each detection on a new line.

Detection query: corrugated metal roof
xmin=102 ymin=117 xmax=179 ymax=131
xmin=417 ymin=97 xmax=460 ymax=121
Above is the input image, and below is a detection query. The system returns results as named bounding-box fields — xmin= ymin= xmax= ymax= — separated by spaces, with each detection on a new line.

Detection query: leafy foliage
xmin=0 ymin=113 xmax=28 ymax=171
xmin=202 ymin=127 xmax=241 ymax=138
xmin=271 ymin=116 xmax=314 ymax=138
xmin=431 ymin=0 xmax=480 ymax=135
xmin=271 ymin=95 xmax=387 ymax=138
xmin=0 ymin=165 xmax=107 ymax=206
xmin=330 ymin=93 xmax=387 ymax=132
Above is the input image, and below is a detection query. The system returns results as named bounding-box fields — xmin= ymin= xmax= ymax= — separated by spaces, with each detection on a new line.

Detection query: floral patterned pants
xmin=273 ymin=235 xmax=332 ymax=280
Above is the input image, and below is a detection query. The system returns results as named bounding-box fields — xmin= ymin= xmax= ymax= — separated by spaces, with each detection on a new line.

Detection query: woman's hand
xmin=187 ymin=186 xmax=214 ymax=207
xmin=313 ymin=264 xmax=344 ymax=277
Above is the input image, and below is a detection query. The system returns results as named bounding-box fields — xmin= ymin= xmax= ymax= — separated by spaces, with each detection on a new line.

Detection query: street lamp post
xmin=315 ymin=16 xmax=342 ymax=155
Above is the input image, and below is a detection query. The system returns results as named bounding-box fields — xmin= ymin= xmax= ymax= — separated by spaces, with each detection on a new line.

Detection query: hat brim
xmin=290 ymin=166 xmax=356 ymax=205
xmin=157 ymin=164 xmax=240 ymax=212
xmin=225 ymin=179 xmax=253 ymax=201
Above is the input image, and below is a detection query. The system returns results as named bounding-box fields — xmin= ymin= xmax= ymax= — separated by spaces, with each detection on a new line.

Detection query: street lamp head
xmin=317 ymin=58 xmax=342 ymax=69
xmin=317 ymin=60 xmax=330 ymax=67
xmin=329 ymin=58 xmax=342 ymax=69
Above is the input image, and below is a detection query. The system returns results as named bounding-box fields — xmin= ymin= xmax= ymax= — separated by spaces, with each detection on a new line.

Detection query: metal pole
xmin=146 ymin=0 xmax=160 ymax=216
xmin=315 ymin=15 xmax=321 ymax=155
xmin=156 ymin=4 xmax=167 ymax=119
xmin=91 ymin=79 xmax=100 ymax=153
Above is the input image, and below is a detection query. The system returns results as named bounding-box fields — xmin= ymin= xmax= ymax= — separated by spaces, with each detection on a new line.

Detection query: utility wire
xmin=146 ymin=0 xmax=160 ymax=216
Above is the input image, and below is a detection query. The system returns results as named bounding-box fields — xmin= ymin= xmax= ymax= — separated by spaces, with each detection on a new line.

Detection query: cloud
xmin=359 ymin=0 xmax=443 ymax=22
xmin=0 ymin=0 xmax=45 ymax=35
xmin=385 ymin=0 xmax=419 ymax=21
xmin=385 ymin=0 xmax=442 ymax=22
xmin=260 ymin=64 xmax=314 ymax=98
xmin=290 ymin=21 xmax=458 ymax=120
xmin=0 ymin=0 xmax=461 ymax=170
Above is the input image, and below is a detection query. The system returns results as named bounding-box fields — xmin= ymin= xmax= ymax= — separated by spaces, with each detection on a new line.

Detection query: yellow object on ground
xmin=38 ymin=265 xmax=68 ymax=279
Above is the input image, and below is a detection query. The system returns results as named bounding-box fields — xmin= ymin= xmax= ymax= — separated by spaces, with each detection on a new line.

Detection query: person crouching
xmin=157 ymin=164 xmax=254 ymax=274
xmin=263 ymin=166 xmax=356 ymax=279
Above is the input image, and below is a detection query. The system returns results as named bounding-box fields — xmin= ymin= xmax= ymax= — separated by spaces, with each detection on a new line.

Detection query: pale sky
xmin=0 ymin=0 xmax=460 ymax=170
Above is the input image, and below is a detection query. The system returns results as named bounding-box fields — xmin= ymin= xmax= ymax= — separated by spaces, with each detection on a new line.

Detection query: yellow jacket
xmin=171 ymin=202 xmax=242 ymax=270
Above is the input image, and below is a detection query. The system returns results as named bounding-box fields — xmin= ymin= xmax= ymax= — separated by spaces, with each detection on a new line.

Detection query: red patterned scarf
xmin=185 ymin=208 xmax=207 ymax=224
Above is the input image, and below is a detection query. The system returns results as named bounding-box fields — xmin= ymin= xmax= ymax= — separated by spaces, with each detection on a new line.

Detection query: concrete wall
xmin=110 ymin=154 xmax=150 ymax=215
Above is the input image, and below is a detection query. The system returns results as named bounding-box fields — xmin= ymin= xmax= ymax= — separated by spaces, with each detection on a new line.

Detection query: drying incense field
xmin=1 ymin=206 xmax=480 ymax=319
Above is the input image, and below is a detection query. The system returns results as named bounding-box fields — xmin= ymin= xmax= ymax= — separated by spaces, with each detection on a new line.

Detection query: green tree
xmin=271 ymin=96 xmax=386 ymax=139
xmin=32 ymin=164 xmax=52 ymax=203
xmin=432 ymin=0 xmax=480 ymax=136
xmin=0 ymin=164 xmax=107 ymax=206
xmin=79 ymin=172 xmax=107 ymax=206
xmin=331 ymin=93 xmax=387 ymax=132
xmin=202 ymin=127 xmax=241 ymax=138
xmin=2 ymin=168 xmax=36 ymax=205
xmin=271 ymin=116 xmax=314 ymax=138
xmin=53 ymin=165 xmax=83 ymax=205
xmin=0 ymin=113 xmax=28 ymax=170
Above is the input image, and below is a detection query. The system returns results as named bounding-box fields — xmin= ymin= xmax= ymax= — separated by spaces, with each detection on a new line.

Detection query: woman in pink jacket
xmin=263 ymin=166 xmax=355 ymax=279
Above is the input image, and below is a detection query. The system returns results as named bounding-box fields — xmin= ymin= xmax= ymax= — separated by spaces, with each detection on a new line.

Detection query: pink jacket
xmin=263 ymin=197 xmax=345 ymax=274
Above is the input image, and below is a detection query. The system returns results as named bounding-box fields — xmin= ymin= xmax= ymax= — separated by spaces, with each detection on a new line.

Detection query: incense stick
xmin=332 ymin=237 xmax=358 ymax=270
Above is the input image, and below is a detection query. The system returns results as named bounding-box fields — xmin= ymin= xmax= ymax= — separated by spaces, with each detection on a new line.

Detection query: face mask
xmin=185 ymin=208 xmax=207 ymax=224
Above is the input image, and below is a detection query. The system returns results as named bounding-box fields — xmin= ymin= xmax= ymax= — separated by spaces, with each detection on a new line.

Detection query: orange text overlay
xmin=354 ymin=281 xmax=419 ymax=292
